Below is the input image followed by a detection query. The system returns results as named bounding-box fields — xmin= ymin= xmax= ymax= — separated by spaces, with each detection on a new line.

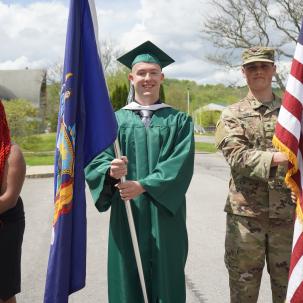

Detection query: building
xmin=201 ymin=103 xmax=226 ymax=112
xmin=194 ymin=103 xmax=226 ymax=133
xmin=0 ymin=68 xmax=47 ymax=112
xmin=0 ymin=84 xmax=17 ymax=100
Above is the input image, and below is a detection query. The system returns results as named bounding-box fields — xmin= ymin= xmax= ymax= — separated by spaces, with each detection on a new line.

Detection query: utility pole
xmin=187 ymin=87 xmax=190 ymax=115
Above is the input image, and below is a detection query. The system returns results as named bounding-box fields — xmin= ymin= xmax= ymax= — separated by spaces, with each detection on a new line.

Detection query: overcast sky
xmin=0 ymin=0 xmax=294 ymax=85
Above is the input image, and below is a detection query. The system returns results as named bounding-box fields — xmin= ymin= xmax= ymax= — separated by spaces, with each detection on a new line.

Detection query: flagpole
xmin=88 ymin=2 xmax=148 ymax=300
xmin=114 ymin=139 xmax=149 ymax=303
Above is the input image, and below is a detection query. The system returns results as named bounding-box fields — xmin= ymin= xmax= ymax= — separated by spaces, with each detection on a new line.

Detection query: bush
xmin=3 ymin=99 xmax=40 ymax=139
xmin=198 ymin=111 xmax=221 ymax=128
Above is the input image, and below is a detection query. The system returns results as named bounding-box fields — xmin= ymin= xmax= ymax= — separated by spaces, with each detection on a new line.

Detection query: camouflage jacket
xmin=215 ymin=94 xmax=295 ymax=219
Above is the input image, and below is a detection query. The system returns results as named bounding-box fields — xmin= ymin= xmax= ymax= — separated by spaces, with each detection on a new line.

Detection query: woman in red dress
xmin=0 ymin=100 xmax=26 ymax=303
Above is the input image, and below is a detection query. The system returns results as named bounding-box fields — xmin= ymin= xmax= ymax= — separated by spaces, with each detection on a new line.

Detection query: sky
xmin=0 ymin=0 xmax=295 ymax=85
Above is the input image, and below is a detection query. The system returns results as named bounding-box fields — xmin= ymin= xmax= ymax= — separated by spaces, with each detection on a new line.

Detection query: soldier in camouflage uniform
xmin=215 ymin=47 xmax=295 ymax=303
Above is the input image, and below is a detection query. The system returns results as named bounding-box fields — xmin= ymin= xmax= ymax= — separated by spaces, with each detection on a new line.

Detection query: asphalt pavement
xmin=18 ymin=153 xmax=272 ymax=302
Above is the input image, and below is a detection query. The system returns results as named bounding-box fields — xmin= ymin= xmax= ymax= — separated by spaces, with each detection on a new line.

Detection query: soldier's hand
xmin=291 ymin=191 xmax=297 ymax=204
xmin=116 ymin=181 xmax=145 ymax=201
xmin=109 ymin=156 xmax=128 ymax=180
xmin=271 ymin=152 xmax=288 ymax=167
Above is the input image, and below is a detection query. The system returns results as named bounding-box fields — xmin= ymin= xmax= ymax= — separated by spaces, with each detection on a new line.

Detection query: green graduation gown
xmin=85 ymin=106 xmax=195 ymax=303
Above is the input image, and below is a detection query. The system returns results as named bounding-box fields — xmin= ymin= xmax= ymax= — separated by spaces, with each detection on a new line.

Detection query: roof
xmin=0 ymin=84 xmax=16 ymax=100
xmin=201 ymin=103 xmax=226 ymax=112
xmin=0 ymin=69 xmax=46 ymax=107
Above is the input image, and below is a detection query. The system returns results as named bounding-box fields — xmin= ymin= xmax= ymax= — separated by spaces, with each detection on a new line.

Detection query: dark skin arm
xmin=0 ymin=144 xmax=26 ymax=214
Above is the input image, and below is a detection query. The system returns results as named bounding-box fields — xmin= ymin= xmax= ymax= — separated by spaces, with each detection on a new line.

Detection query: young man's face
xmin=242 ymin=61 xmax=276 ymax=93
xmin=128 ymin=62 xmax=164 ymax=104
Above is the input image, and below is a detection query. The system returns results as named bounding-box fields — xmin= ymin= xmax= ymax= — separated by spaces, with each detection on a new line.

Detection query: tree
xmin=3 ymin=99 xmax=39 ymax=139
xmin=46 ymin=62 xmax=62 ymax=132
xmin=100 ymin=39 xmax=123 ymax=74
xmin=45 ymin=40 xmax=124 ymax=131
xmin=47 ymin=83 xmax=61 ymax=132
xmin=47 ymin=40 xmax=123 ymax=82
xmin=201 ymin=0 xmax=302 ymax=89
xmin=198 ymin=110 xmax=221 ymax=128
xmin=160 ymin=84 xmax=165 ymax=101
xmin=110 ymin=83 xmax=128 ymax=111
xmin=164 ymin=82 xmax=187 ymax=112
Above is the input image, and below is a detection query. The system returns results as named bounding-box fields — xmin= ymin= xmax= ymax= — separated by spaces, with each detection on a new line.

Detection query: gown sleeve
xmin=84 ymin=146 xmax=117 ymax=212
xmin=139 ymin=114 xmax=195 ymax=215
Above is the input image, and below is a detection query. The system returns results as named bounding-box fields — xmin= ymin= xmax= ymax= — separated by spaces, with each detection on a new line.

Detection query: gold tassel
xmin=272 ymin=135 xmax=303 ymax=222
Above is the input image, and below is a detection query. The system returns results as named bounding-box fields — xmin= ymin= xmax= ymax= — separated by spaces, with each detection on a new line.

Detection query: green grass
xmin=15 ymin=133 xmax=56 ymax=166
xmin=195 ymin=142 xmax=217 ymax=153
xmin=17 ymin=133 xmax=56 ymax=152
xmin=194 ymin=131 xmax=215 ymax=137
xmin=18 ymin=132 xmax=217 ymax=166
xmin=24 ymin=154 xmax=55 ymax=166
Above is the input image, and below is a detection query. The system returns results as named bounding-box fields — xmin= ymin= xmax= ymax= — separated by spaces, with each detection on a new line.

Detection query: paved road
xmin=17 ymin=153 xmax=272 ymax=302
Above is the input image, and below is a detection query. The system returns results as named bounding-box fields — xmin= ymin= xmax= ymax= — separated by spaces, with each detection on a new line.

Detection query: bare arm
xmin=0 ymin=144 xmax=26 ymax=214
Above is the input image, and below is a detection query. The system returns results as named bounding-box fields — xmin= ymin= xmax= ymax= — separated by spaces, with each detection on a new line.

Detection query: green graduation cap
xmin=117 ymin=40 xmax=175 ymax=69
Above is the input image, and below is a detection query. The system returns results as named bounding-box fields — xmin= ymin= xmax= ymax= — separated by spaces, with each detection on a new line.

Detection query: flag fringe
xmin=272 ymin=135 xmax=303 ymax=222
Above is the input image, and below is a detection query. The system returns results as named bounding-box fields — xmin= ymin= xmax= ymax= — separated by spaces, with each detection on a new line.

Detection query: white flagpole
xmin=114 ymin=139 xmax=149 ymax=303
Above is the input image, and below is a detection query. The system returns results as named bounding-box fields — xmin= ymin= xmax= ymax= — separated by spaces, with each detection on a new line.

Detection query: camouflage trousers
xmin=225 ymin=213 xmax=294 ymax=303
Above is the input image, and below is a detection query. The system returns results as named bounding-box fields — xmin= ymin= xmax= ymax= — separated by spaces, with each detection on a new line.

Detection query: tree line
xmin=3 ymin=77 xmax=261 ymax=139
xmin=4 ymin=69 xmax=284 ymax=140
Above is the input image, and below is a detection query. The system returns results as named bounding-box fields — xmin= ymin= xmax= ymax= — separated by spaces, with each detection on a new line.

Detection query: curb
xmin=26 ymin=173 xmax=54 ymax=179
xmin=25 ymin=166 xmax=54 ymax=179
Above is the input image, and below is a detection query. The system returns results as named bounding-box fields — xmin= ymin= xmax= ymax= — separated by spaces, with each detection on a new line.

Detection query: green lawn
xmin=17 ymin=133 xmax=56 ymax=152
xmin=17 ymin=133 xmax=217 ymax=166
xmin=16 ymin=133 xmax=56 ymax=166
xmin=194 ymin=131 xmax=215 ymax=137
xmin=24 ymin=154 xmax=55 ymax=166
xmin=195 ymin=142 xmax=217 ymax=153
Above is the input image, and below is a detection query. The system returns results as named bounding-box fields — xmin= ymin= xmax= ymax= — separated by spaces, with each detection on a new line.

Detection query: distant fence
xmin=204 ymin=126 xmax=216 ymax=133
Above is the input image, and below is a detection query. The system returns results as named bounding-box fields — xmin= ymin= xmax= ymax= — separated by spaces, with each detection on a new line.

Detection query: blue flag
xmin=44 ymin=0 xmax=117 ymax=301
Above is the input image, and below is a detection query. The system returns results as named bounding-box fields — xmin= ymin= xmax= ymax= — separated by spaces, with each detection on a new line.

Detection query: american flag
xmin=272 ymin=21 xmax=303 ymax=303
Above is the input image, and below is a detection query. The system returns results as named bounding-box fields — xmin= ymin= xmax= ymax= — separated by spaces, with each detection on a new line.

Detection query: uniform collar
xmin=248 ymin=93 xmax=281 ymax=111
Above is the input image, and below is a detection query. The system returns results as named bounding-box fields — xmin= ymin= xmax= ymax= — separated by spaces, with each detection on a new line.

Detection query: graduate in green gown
xmin=85 ymin=41 xmax=195 ymax=303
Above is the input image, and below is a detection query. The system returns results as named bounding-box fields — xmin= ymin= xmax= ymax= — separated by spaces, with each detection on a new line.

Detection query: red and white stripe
xmin=273 ymin=27 xmax=303 ymax=303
